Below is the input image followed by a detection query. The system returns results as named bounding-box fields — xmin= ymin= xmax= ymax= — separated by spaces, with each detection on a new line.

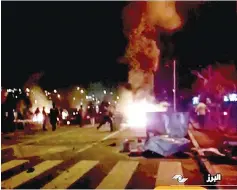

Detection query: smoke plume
xmin=24 ymin=72 xmax=52 ymax=113
xmin=122 ymin=1 xmax=182 ymax=99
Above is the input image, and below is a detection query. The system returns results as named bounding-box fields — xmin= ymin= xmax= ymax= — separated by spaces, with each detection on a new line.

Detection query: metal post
xmin=173 ymin=59 xmax=176 ymax=112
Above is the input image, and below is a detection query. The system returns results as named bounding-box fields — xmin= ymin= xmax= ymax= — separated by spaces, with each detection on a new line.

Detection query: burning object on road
xmin=144 ymin=112 xmax=190 ymax=156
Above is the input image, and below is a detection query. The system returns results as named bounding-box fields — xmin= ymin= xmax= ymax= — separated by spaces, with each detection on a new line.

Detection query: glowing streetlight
xmin=77 ymin=87 xmax=80 ymax=90
xmin=54 ymin=89 xmax=57 ymax=93
xmin=15 ymin=96 xmax=18 ymax=98
xmin=80 ymin=89 xmax=84 ymax=94
xmin=57 ymin=94 xmax=61 ymax=98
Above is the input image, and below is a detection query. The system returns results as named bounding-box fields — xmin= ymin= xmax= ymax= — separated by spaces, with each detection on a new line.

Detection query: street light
xmin=173 ymin=59 xmax=177 ymax=112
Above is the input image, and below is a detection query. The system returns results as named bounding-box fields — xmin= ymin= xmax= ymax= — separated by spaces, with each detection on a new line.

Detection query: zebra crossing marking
xmin=1 ymin=160 xmax=63 ymax=189
xmin=96 ymin=160 xmax=139 ymax=189
xmin=1 ymin=160 xmax=29 ymax=173
xmin=42 ymin=160 xmax=99 ymax=189
xmin=156 ymin=161 xmax=184 ymax=186
xmin=1 ymin=159 xmax=187 ymax=189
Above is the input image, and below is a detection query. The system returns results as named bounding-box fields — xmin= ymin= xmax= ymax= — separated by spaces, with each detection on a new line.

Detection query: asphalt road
xmin=1 ymin=124 xmax=204 ymax=189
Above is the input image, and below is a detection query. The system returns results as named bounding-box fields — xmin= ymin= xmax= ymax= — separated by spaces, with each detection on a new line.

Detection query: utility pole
xmin=173 ymin=59 xmax=176 ymax=112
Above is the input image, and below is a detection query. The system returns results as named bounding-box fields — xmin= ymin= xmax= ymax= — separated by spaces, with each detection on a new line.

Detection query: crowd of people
xmin=31 ymin=100 xmax=115 ymax=132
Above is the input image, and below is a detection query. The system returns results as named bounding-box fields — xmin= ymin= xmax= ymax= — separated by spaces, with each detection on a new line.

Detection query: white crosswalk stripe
xmin=42 ymin=160 xmax=99 ymax=189
xmin=1 ymin=159 xmax=193 ymax=189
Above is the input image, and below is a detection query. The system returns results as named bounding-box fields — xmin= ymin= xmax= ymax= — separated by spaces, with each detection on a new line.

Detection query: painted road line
xmin=2 ymin=160 xmax=63 ymax=189
xmin=96 ymin=160 xmax=139 ymax=189
xmin=1 ymin=160 xmax=29 ymax=173
xmin=156 ymin=161 xmax=184 ymax=186
xmin=42 ymin=160 xmax=99 ymax=189
xmin=76 ymin=128 xmax=126 ymax=153
xmin=101 ymin=127 xmax=126 ymax=141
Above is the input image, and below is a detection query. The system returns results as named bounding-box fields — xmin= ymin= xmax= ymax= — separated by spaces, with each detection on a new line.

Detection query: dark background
xmin=2 ymin=1 xmax=237 ymax=90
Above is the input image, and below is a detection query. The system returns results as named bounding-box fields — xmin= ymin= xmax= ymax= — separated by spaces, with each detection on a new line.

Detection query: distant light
xmin=19 ymin=89 xmax=21 ymax=92
xmin=229 ymin=93 xmax=237 ymax=102
xmin=88 ymin=106 xmax=90 ymax=109
xmin=57 ymin=117 xmax=59 ymax=121
xmin=117 ymin=96 xmax=119 ymax=100
xmin=103 ymin=90 xmax=106 ymax=94
xmin=86 ymin=96 xmax=88 ymax=99
xmin=62 ymin=111 xmax=68 ymax=119
xmin=80 ymin=89 xmax=84 ymax=93
xmin=67 ymin=121 xmax=70 ymax=125
xmin=77 ymin=87 xmax=80 ymax=90
xmin=108 ymin=102 xmax=111 ymax=104
xmin=80 ymin=102 xmax=83 ymax=105
xmin=224 ymin=96 xmax=229 ymax=102
xmin=73 ymin=112 xmax=75 ymax=115
xmin=15 ymin=96 xmax=18 ymax=98
xmin=54 ymin=89 xmax=57 ymax=93
xmin=192 ymin=96 xmax=199 ymax=105
xmin=223 ymin=111 xmax=228 ymax=116
xmin=73 ymin=97 xmax=76 ymax=100
xmin=26 ymin=88 xmax=30 ymax=92
xmin=35 ymin=100 xmax=37 ymax=104
xmin=57 ymin=94 xmax=60 ymax=98
xmin=92 ymin=98 xmax=95 ymax=101
xmin=110 ymin=92 xmax=113 ymax=95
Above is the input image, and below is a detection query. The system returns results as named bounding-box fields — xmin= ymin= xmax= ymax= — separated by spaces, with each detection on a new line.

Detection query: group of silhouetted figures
xmin=34 ymin=102 xmax=59 ymax=131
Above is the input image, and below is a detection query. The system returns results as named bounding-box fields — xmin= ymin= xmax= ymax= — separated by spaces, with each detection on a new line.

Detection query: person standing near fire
xmin=42 ymin=107 xmax=47 ymax=131
xmin=49 ymin=102 xmax=59 ymax=131
xmin=77 ymin=105 xmax=84 ymax=127
xmin=87 ymin=101 xmax=96 ymax=126
xmin=195 ymin=99 xmax=209 ymax=128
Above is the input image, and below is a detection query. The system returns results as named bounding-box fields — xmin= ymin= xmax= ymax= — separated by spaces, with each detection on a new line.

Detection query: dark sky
xmin=2 ymin=1 xmax=237 ymax=90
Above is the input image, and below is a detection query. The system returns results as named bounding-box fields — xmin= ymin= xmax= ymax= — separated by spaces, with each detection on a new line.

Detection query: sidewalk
xmin=188 ymin=121 xmax=237 ymax=188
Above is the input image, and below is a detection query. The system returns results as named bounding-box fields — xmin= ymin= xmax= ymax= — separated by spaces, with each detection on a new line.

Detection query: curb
xmin=188 ymin=122 xmax=220 ymax=189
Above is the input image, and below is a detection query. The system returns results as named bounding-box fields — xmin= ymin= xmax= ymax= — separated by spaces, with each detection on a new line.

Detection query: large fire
xmin=124 ymin=99 xmax=168 ymax=128
xmin=120 ymin=1 xmax=182 ymax=128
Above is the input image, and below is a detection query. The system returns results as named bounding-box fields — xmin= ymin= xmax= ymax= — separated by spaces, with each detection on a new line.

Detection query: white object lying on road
xmin=192 ymin=147 xmax=225 ymax=157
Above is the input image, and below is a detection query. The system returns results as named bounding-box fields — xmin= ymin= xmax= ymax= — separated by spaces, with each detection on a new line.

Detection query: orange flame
xmin=122 ymin=1 xmax=182 ymax=95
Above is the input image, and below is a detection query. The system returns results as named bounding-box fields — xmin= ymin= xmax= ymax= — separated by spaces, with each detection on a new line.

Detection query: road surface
xmin=189 ymin=121 xmax=237 ymax=188
xmin=2 ymin=124 xmax=204 ymax=189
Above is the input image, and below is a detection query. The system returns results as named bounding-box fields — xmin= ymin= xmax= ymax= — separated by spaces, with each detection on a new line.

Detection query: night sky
xmin=2 ymin=1 xmax=237 ymax=90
